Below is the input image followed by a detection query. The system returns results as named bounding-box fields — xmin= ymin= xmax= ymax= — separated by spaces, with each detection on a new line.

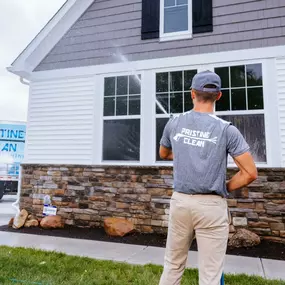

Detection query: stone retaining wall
xmin=20 ymin=165 xmax=285 ymax=243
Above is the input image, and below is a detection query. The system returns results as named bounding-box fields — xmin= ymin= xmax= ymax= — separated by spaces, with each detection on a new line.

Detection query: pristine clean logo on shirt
xmin=173 ymin=127 xmax=218 ymax=147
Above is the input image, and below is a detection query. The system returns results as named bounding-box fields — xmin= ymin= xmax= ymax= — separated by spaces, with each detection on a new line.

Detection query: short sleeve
xmin=160 ymin=119 xmax=172 ymax=149
xmin=226 ymin=125 xmax=250 ymax=158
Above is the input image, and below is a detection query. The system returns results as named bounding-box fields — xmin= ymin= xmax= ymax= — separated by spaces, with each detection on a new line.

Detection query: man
xmin=159 ymin=70 xmax=257 ymax=285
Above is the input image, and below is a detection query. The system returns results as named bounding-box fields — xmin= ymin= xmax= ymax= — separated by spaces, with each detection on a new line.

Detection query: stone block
xmin=130 ymin=205 xmax=145 ymax=210
xmin=264 ymin=193 xmax=285 ymax=199
xmin=249 ymin=192 xmax=264 ymax=199
xmin=67 ymin=185 xmax=85 ymax=191
xmin=280 ymin=231 xmax=285 ymax=238
xmin=118 ymin=194 xmax=138 ymax=202
xmin=272 ymin=200 xmax=285 ymax=204
xmin=160 ymin=169 xmax=173 ymax=175
xmin=233 ymin=217 xmax=247 ymax=226
xmin=270 ymin=223 xmax=285 ymax=231
xmin=89 ymin=202 xmax=107 ymax=210
xmin=265 ymin=203 xmax=285 ymax=212
xmin=251 ymin=228 xmax=271 ymax=235
xmin=54 ymin=189 xmax=65 ymax=196
xmin=246 ymin=212 xmax=259 ymax=221
xmin=47 ymin=171 xmax=61 ymax=176
xmin=255 ymin=202 xmax=264 ymax=211
xmin=141 ymin=226 xmax=153 ymax=233
xmin=263 ymin=236 xmax=284 ymax=243
xmin=116 ymin=202 xmax=130 ymax=209
xmin=32 ymin=194 xmax=45 ymax=199
xmin=74 ymin=214 xmax=91 ymax=221
xmin=267 ymin=211 xmax=282 ymax=216
xmin=152 ymin=208 xmax=166 ymax=214
xmin=151 ymin=220 xmax=162 ymax=227
xmin=59 ymin=208 xmax=73 ymax=213
xmin=230 ymin=188 xmax=249 ymax=198
xmin=162 ymin=221 xmax=169 ymax=227
xmin=89 ymin=196 xmax=105 ymax=201
xmin=259 ymin=216 xmax=282 ymax=223
xmin=118 ymin=188 xmax=135 ymax=194
xmin=32 ymin=199 xmax=43 ymax=205
xmin=65 ymin=219 xmax=74 ymax=225
xmin=146 ymin=183 xmax=173 ymax=189
xmin=230 ymin=208 xmax=253 ymax=213
xmin=272 ymin=231 xmax=280 ymax=236
xmin=148 ymin=188 xmax=168 ymax=196
xmin=227 ymin=199 xmax=237 ymax=207
xmin=237 ymin=202 xmax=255 ymax=209
xmin=267 ymin=176 xmax=284 ymax=182
xmin=248 ymin=222 xmax=269 ymax=228
xmin=95 ymin=186 xmax=118 ymax=193
xmin=138 ymin=194 xmax=151 ymax=202
xmin=91 ymin=215 xmax=102 ymax=222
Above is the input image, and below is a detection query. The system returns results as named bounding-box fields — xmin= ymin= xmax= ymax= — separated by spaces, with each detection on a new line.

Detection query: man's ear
xmin=191 ymin=90 xmax=195 ymax=100
xmin=216 ymin=91 xmax=222 ymax=101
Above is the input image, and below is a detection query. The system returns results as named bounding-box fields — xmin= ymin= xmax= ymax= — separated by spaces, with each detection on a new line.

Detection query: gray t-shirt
xmin=160 ymin=110 xmax=250 ymax=197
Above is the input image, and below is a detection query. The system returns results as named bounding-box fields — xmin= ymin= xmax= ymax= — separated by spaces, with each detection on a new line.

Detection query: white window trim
xmin=94 ymin=59 xmax=278 ymax=168
xmin=160 ymin=0 xmax=193 ymax=42
xmin=98 ymin=72 xmax=143 ymax=164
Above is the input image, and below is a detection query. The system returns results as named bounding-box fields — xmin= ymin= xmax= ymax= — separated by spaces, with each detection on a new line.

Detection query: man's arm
xmin=227 ymin=152 xmax=258 ymax=192
xmin=226 ymin=125 xmax=258 ymax=192
xmin=159 ymin=145 xmax=173 ymax=160
xmin=159 ymin=118 xmax=174 ymax=160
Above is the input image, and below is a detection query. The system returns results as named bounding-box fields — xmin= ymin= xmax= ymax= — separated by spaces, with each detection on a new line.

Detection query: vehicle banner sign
xmin=0 ymin=124 xmax=26 ymax=174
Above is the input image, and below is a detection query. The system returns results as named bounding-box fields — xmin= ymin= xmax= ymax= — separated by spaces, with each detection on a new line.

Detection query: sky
xmin=0 ymin=0 xmax=66 ymax=122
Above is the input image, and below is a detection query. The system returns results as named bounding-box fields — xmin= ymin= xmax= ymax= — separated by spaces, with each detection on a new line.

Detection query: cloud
xmin=0 ymin=0 xmax=66 ymax=121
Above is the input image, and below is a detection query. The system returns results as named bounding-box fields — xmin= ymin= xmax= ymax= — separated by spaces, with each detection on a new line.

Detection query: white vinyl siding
xmin=276 ymin=57 xmax=285 ymax=166
xmin=25 ymin=76 xmax=95 ymax=164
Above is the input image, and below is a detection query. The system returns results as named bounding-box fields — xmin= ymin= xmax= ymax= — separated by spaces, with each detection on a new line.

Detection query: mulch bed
xmin=0 ymin=225 xmax=284 ymax=261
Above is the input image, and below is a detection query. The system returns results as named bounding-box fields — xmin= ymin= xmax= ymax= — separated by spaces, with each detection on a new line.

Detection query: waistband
xmin=175 ymin=190 xmax=223 ymax=198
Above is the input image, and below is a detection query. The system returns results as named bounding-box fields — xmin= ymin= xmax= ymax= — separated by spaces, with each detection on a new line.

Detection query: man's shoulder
xmin=207 ymin=114 xmax=231 ymax=126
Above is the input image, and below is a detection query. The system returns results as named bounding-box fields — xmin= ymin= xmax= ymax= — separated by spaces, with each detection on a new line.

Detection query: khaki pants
xmin=159 ymin=191 xmax=229 ymax=285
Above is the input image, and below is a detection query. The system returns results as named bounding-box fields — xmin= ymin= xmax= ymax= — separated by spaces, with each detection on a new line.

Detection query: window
xmin=155 ymin=69 xmax=197 ymax=160
xmin=160 ymin=0 xmax=192 ymax=41
xmin=103 ymin=75 xmax=141 ymax=161
xmin=215 ymin=64 xmax=266 ymax=163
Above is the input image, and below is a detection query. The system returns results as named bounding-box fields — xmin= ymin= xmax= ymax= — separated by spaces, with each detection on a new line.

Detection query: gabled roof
xmin=7 ymin=0 xmax=94 ymax=80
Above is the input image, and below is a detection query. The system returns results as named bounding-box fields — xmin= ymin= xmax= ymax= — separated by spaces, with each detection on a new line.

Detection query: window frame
xmin=98 ymin=73 xmax=143 ymax=164
xmin=152 ymin=60 xmax=277 ymax=168
xmin=160 ymin=0 xmax=193 ymax=42
xmin=94 ymin=59 xmax=279 ymax=168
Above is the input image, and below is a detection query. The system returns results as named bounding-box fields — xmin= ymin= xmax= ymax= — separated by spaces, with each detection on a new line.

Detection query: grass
xmin=0 ymin=246 xmax=284 ymax=285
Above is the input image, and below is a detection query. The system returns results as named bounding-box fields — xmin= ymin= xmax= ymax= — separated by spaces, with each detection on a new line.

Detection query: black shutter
xmin=141 ymin=0 xmax=160 ymax=40
xmin=193 ymin=0 xmax=213 ymax=34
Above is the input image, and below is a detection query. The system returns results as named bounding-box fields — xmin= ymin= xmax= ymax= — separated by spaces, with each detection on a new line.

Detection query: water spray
xmin=112 ymin=51 xmax=171 ymax=118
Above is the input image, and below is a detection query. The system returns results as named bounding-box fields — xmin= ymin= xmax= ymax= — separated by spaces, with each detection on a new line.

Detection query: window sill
xmin=159 ymin=32 xmax=192 ymax=42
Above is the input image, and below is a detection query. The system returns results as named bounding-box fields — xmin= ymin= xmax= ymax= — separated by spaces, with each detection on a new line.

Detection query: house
xmin=7 ymin=0 xmax=285 ymax=240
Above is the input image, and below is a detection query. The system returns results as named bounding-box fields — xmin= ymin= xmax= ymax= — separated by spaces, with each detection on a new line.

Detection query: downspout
xmin=12 ymin=77 xmax=30 ymax=214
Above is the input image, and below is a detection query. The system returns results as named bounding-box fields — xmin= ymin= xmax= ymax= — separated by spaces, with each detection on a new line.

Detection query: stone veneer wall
xmin=21 ymin=165 xmax=285 ymax=243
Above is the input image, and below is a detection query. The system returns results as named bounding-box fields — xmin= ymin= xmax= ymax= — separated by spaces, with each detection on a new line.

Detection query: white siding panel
xmin=26 ymin=76 xmax=95 ymax=164
xmin=276 ymin=57 xmax=285 ymax=166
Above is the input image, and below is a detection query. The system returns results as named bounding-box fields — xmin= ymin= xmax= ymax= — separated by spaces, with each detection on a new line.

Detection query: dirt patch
xmin=0 ymin=225 xmax=284 ymax=261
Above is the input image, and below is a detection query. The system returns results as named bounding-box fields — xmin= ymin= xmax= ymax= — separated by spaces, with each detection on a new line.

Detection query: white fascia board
xmin=31 ymin=45 xmax=285 ymax=81
xmin=7 ymin=0 xmax=94 ymax=79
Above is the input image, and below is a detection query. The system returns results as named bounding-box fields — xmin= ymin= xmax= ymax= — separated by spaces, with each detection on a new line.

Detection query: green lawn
xmin=0 ymin=246 xmax=284 ymax=285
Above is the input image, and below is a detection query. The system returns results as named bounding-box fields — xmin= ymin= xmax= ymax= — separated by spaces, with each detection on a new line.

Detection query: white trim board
xmin=30 ymin=45 xmax=285 ymax=81
xmin=7 ymin=0 xmax=94 ymax=80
